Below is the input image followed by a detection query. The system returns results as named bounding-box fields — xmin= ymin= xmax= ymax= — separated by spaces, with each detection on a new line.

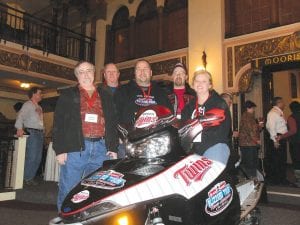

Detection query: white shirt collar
xmin=273 ymin=106 xmax=283 ymax=116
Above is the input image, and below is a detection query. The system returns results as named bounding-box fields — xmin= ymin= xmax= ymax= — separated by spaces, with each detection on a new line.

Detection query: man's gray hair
xmin=74 ymin=61 xmax=95 ymax=76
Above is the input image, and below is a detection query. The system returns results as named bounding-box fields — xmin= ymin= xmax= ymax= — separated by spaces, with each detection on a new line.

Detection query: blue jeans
xmin=57 ymin=139 xmax=109 ymax=211
xmin=24 ymin=129 xmax=44 ymax=181
xmin=203 ymin=143 xmax=230 ymax=165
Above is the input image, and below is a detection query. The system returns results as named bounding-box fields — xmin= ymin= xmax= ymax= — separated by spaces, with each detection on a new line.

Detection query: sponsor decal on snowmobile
xmin=61 ymin=155 xmax=226 ymax=216
xmin=81 ymin=170 xmax=126 ymax=190
xmin=135 ymin=109 xmax=158 ymax=128
xmin=205 ymin=181 xmax=233 ymax=216
xmin=71 ymin=190 xmax=90 ymax=203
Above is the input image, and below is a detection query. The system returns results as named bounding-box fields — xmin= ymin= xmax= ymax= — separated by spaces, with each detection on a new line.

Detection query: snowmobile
xmin=49 ymin=105 xmax=264 ymax=225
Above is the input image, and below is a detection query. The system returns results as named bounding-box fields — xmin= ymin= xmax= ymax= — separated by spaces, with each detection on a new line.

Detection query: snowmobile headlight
xmin=126 ymin=131 xmax=171 ymax=158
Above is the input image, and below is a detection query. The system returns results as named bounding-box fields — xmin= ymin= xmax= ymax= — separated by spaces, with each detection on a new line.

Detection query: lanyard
xmin=87 ymin=90 xmax=98 ymax=108
xmin=139 ymin=84 xmax=152 ymax=99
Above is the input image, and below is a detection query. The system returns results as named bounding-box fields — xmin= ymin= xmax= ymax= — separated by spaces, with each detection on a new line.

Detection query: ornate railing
xmin=0 ymin=3 xmax=95 ymax=62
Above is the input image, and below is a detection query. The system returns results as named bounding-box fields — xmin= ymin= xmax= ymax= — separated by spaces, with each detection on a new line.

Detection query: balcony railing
xmin=0 ymin=3 xmax=95 ymax=62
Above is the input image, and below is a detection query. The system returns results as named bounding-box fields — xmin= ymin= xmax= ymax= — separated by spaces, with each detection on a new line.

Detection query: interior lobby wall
xmin=188 ymin=0 xmax=224 ymax=93
xmin=0 ymin=98 xmax=21 ymax=120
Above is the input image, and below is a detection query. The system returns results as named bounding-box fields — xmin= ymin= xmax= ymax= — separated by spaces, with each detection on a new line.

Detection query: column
xmin=94 ymin=19 xmax=107 ymax=82
xmin=188 ymin=0 xmax=224 ymax=92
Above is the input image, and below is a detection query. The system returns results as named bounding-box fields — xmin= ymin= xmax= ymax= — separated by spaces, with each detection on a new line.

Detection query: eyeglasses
xmin=78 ymin=69 xmax=94 ymax=75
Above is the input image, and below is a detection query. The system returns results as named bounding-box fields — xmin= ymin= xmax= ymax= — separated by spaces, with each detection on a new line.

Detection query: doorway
xmin=261 ymin=61 xmax=300 ymax=117
xmin=261 ymin=61 xmax=300 ymax=178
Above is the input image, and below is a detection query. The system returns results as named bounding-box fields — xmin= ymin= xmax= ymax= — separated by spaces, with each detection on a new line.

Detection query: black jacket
xmin=164 ymin=83 xmax=196 ymax=116
xmin=52 ymin=85 xmax=118 ymax=155
xmin=181 ymin=90 xmax=232 ymax=155
xmin=114 ymin=80 xmax=173 ymax=125
xmin=98 ymin=83 xmax=118 ymax=97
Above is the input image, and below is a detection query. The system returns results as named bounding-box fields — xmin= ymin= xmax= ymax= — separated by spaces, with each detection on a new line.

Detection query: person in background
xmin=239 ymin=100 xmax=261 ymax=178
xmin=52 ymin=61 xmax=118 ymax=211
xmin=181 ymin=70 xmax=232 ymax=165
xmin=114 ymin=59 xmax=173 ymax=125
xmin=100 ymin=63 xmax=120 ymax=95
xmin=277 ymin=101 xmax=300 ymax=183
xmin=13 ymin=102 xmax=23 ymax=114
xmin=266 ymin=96 xmax=289 ymax=185
xmin=100 ymin=62 xmax=125 ymax=158
xmin=166 ymin=62 xmax=195 ymax=119
xmin=15 ymin=87 xmax=44 ymax=186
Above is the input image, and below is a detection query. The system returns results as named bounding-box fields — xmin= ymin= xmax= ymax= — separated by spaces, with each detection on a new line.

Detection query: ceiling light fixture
xmin=20 ymin=82 xmax=30 ymax=89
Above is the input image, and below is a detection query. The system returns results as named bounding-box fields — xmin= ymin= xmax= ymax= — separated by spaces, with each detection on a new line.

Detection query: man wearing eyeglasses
xmin=114 ymin=59 xmax=173 ymax=125
xmin=52 ymin=61 xmax=118 ymax=211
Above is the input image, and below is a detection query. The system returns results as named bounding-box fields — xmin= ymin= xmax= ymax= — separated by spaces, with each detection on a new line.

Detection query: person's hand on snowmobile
xmin=107 ymin=151 xmax=117 ymax=159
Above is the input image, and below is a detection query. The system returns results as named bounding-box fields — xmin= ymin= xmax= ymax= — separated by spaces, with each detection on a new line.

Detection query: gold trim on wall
xmin=234 ymin=34 xmax=300 ymax=73
xmin=238 ymin=68 xmax=253 ymax=93
xmin=0 ymin=49 xmax=75 ymax=81
xmin=225 ymin=28 xmax=300 ymax=92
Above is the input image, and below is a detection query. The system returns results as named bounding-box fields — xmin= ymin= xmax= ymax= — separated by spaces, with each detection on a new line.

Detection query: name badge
xmin=85 ymin=114 xmax=98 ymax=123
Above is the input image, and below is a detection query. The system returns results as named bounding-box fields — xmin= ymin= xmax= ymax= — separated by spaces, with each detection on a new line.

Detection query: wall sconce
xmin=20 ymin=82 xmax=30 ymax=89
xmin=202 ymin=50 xmax=207 ymax=70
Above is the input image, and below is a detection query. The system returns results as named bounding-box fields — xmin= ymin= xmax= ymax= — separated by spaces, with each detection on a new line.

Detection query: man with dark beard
xmin=166 ymin=62 xmax=195 ymax=119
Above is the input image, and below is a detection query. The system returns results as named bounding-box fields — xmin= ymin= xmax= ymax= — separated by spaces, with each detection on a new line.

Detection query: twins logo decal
xmin=205 ymin=181 xmax=233 ymax=216
xmin=174 ymin=158 xmax=212 ymax=186
xmin=81 ymin=170 xmax=126 ymax=190
xmin=135 ymin=109 xmax=158 ymax=128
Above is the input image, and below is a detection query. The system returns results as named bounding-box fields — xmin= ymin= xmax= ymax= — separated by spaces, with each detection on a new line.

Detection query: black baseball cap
xmin=245 ymin=100 xmax=256 ymax=108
